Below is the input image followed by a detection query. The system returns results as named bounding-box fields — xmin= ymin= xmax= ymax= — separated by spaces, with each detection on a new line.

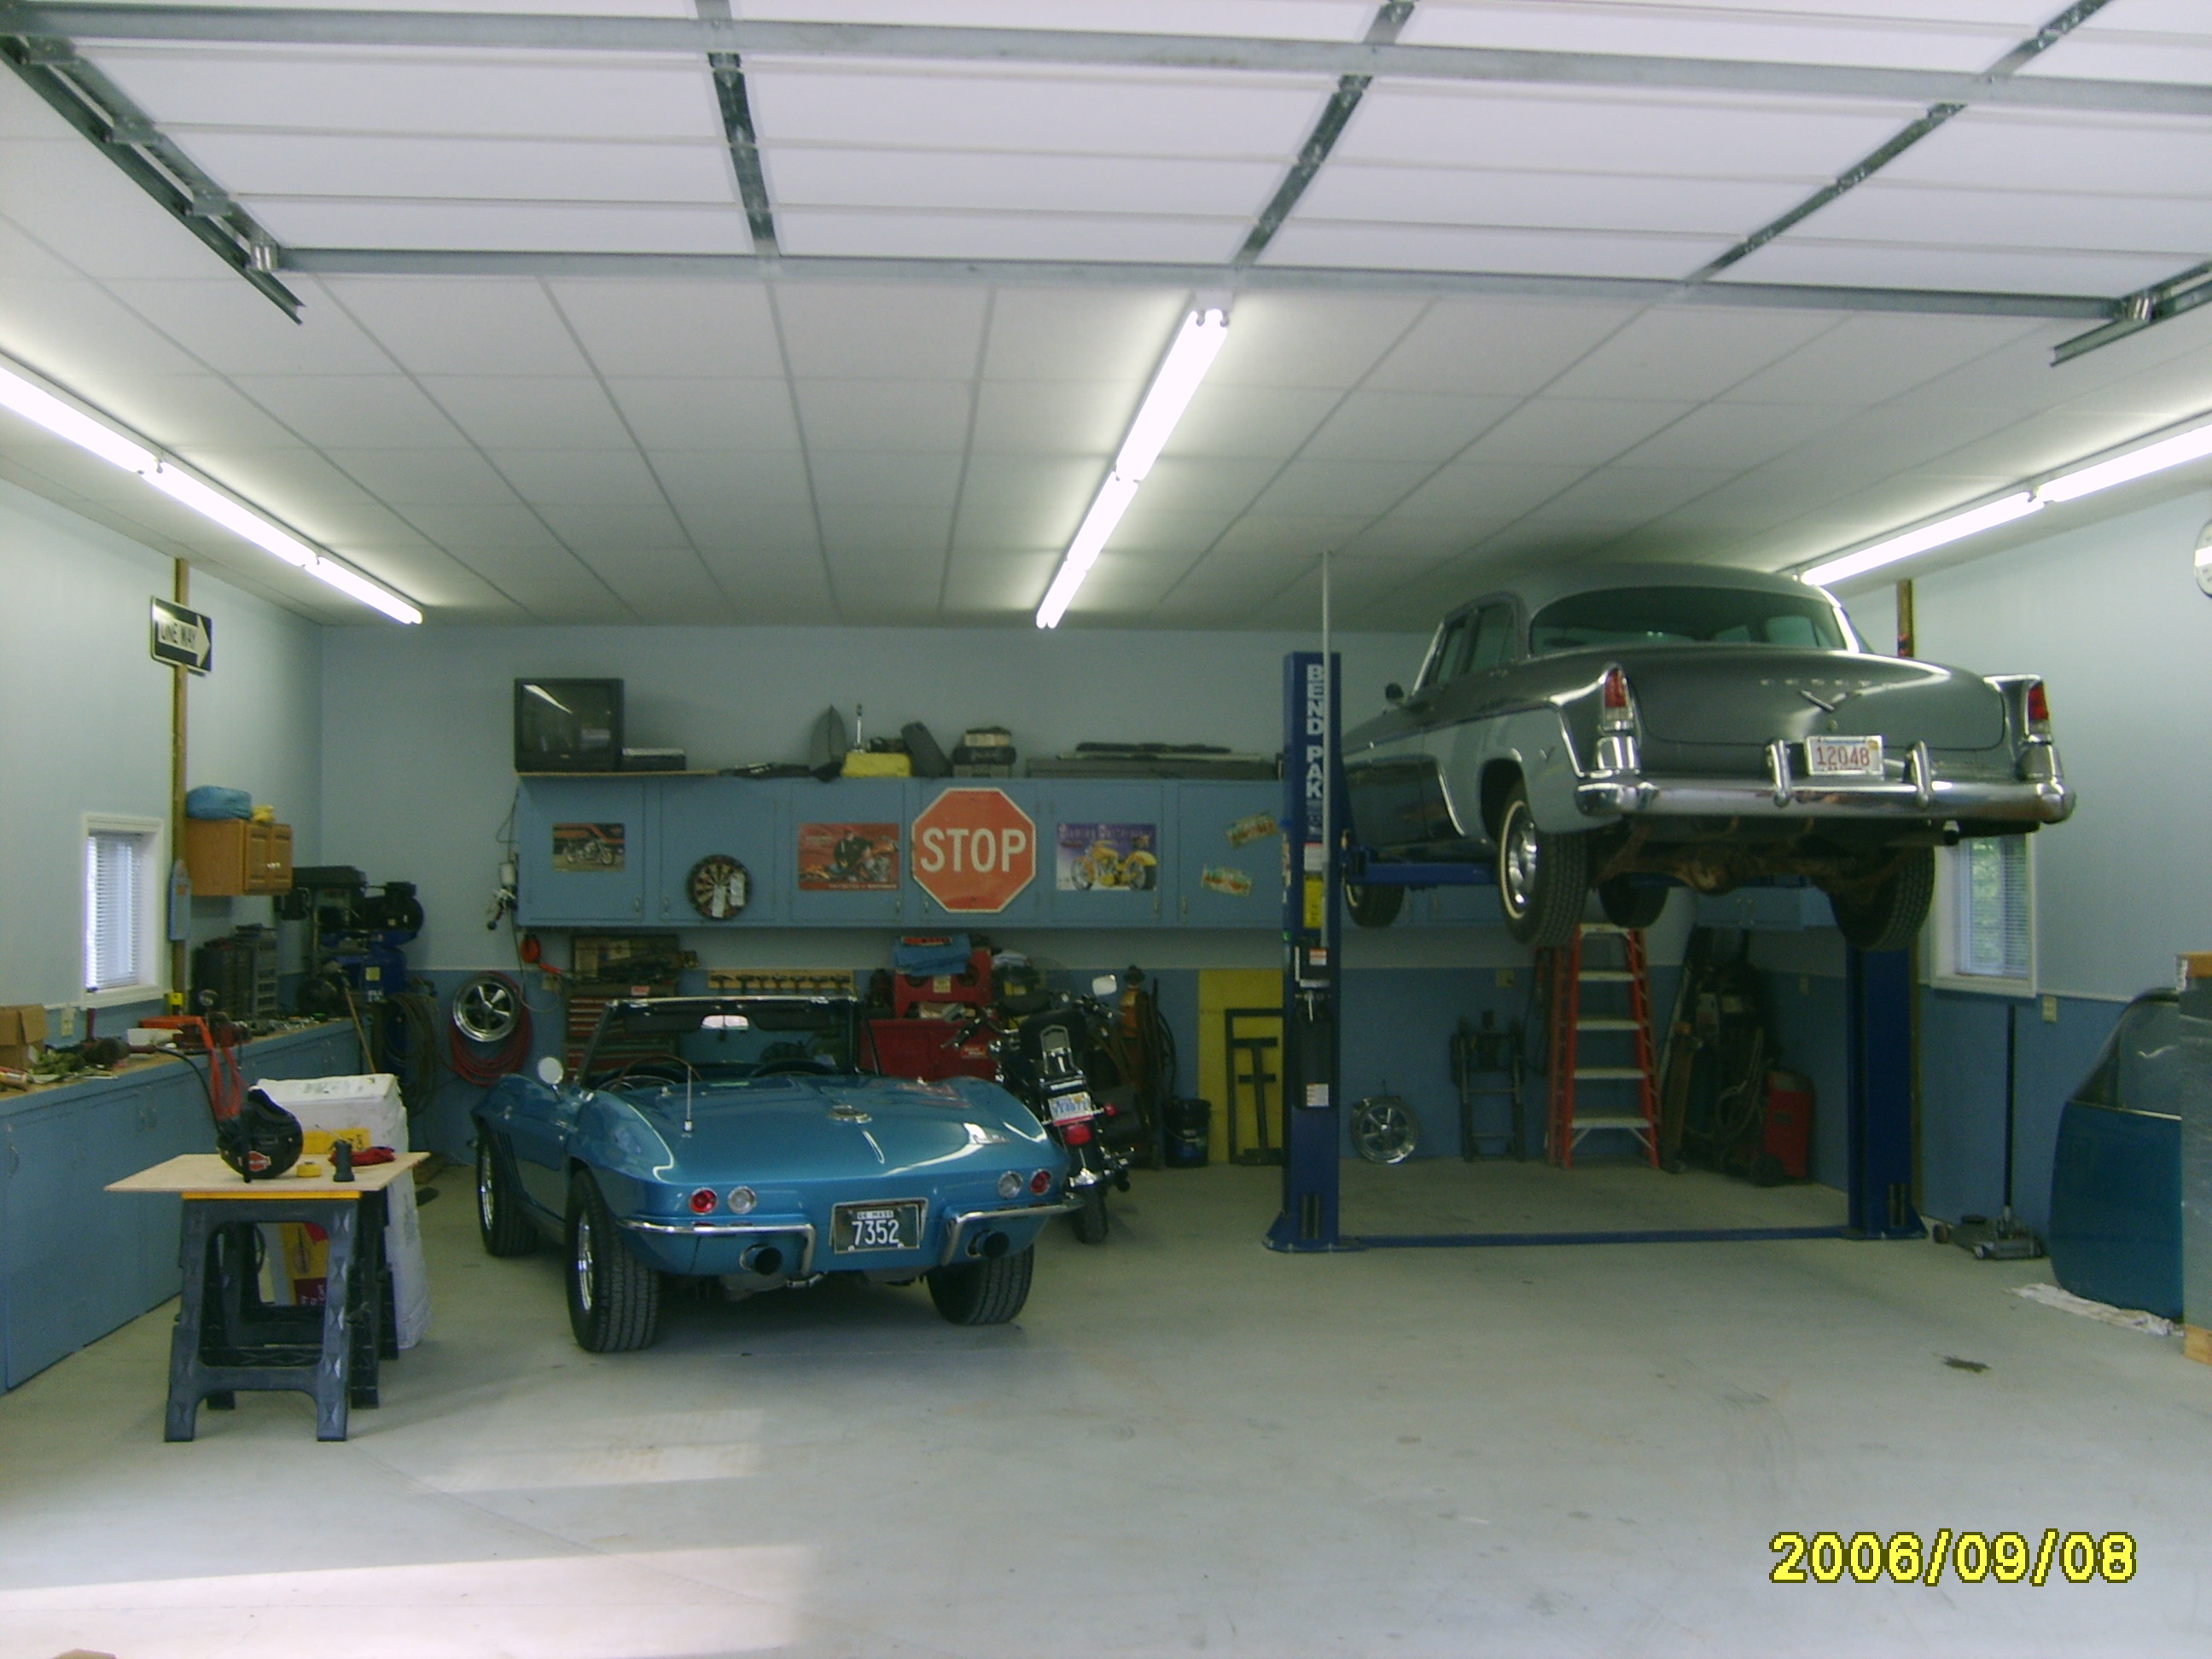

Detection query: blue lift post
xmin=1847 ymin=945 xmax=1924 ymax=1237
xmin=1268 ymin=651 xmax=1345 ymax=1252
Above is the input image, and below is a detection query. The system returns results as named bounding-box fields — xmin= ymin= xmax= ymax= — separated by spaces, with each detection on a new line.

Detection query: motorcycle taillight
xmin=1062 ymin=1121 xmax=1093 ymax=1144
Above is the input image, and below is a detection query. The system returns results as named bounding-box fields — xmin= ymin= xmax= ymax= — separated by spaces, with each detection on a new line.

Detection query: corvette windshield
xmin=1528 ymin=587 xmax=1848 ymax=655
xmin=584 ymin=998 xmax=855 ymax=1082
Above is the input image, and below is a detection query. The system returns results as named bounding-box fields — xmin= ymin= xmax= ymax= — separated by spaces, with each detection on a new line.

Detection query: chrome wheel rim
xmin=476 ymin=1141 xmax=496 ymax=1231
xmin=453 ymin=975 xmax=521 ymax=1043
xmin=573 ymin=1213 xmax=596 ymax=1313
xmin=1354 ymin=1099 xmax=1417 ymax=1163
xmin=1500 ymin=803 xmax=1540 ymax=917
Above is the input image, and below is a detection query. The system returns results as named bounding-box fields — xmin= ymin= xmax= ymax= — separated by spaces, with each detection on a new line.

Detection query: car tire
xmin=1825 ymin=850 xmax=1935 ymax=953
xmin=565 ymin=1169 xmax=662 ymax=1353
xmin=474 ymin=1132 xmax=538 ymax=1257
xmin=926 ymin=1243 xmax=1034 ymax=1325
xmin=1346 ymin=882 xmax=1405 ymax=928
xmin=1495 ymin=782 xmax=1590 ymax=949
xmin=1597 ymin=876 xmax=1668 ymax=930
xmin=1071 ymin=1186 xmax=1110 ymax=1244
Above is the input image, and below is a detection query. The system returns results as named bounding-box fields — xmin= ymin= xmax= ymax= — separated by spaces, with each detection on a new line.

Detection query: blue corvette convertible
xmin=473 ymin=994 xmax=1070 ymax=1351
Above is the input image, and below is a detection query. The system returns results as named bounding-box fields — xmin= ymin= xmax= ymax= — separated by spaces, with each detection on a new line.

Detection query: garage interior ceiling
xmin=4 ymin=1 xmax=2212 ymax=628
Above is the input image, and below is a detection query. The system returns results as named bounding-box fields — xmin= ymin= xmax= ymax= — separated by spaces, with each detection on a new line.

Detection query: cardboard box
xmin=0 ymin=1004 xmax=47 ymax=1068
xmin=2181 ymin=953 xmax=2212 ymax=990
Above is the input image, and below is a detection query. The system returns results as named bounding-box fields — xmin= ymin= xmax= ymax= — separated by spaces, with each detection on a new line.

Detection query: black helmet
xmin=217 ymin=1087 xmax=304 ymax=1182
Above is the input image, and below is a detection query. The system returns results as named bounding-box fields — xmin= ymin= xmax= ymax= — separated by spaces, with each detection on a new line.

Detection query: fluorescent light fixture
xmin=1803 ymin=492 xmax=2042 ymax=588
xmin=2036 ymin=418 xmax=2212 ymax=504
xmin=1035 ymin=305 xmax=1229 ymax=628
xmin=0 ymin=358 xmax=422 ymax=624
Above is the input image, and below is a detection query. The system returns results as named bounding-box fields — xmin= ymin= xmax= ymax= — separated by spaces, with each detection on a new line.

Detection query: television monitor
xmin=514 ymin=678 xmax=623 ymax=772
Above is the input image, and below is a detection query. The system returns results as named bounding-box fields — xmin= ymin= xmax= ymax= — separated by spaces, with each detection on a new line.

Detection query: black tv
xmin=514 ymin=678 xmax=623 ymax=772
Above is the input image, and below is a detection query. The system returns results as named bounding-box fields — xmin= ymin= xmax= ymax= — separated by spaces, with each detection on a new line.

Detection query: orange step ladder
xmin=1540 ymin=923 xmax=1660 ymax=1169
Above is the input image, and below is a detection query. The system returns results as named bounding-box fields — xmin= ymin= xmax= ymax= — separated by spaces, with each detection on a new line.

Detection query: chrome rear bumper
xmin=1576 ymin=771 xmax=2073 ymax=824
xmin=940 ymin=1200 xmax=1075 ymax=1265
xmin=620 ymin=1217 xmax=818 ymax=1276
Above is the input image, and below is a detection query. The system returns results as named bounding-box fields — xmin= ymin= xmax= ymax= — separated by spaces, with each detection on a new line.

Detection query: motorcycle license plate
xmin=831 ymin=1199 xmax=923 ymax=1254
xmin=1047 ymin=1090 xmax=1097 ymax=1124
xmin=1805 ymin=735 xmax=1883 ymax=777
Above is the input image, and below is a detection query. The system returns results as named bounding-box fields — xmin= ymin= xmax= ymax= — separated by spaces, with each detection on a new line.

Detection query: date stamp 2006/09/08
xmin=1770 ymin=1531 xmax=2133 ymax=1586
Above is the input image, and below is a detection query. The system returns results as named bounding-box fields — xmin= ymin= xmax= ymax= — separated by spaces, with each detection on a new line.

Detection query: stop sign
xmin=911 ymin=788 xmax=1036 ymax=913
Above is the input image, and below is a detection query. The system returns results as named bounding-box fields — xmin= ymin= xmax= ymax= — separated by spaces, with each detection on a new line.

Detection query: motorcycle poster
xmin=797 ymin=821 xmax=899 ymax=890
xmin=1056 ymin=822 xmax=1159 ymax=891
xmin=550 ymin=822 xmax=626 ymax=872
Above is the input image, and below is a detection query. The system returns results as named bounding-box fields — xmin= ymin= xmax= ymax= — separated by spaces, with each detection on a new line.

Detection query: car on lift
xmin=473 ymin=994 xmax=1070 ymax=1351
xmin=1342 ymin=563 xmax=2073 ymax=952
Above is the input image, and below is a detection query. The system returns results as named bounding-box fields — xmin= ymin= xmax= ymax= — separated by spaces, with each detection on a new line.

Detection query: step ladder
xmin=1539 ymin=923 xmax=1660 ymax=1169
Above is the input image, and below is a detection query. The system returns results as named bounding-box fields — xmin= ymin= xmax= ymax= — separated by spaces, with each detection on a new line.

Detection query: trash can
xmin=1165 ymin=1097 xmax=1211 ymax=1167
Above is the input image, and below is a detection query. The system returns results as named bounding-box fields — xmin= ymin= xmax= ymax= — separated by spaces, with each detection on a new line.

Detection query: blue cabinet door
xmin=906 ymin=779 xmax=1048 ymax=928
xmin=516 ymin=778 xmax=650 ymax=926
xmin=1039 ymin=783 xmax=1167 ymax=926
xmin=2 ymin=1097 xmax=146 ymax=1388
xmin=653 ymin=777 xmax=787 ymax=928
xmin=1173 ymin=783 xmax=1282 ymax=928
xmin=788 ymin=780 xmax=911 ymax=925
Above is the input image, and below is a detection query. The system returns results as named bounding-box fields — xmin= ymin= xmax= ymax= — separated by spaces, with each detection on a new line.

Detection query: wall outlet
xmin=2040 ymin=993 xmax=2059 ymax=1024
xmin=55 ymin=1004 xmax=78 ymax=1037
xmin=1495 ymin=969 xmax=1516 ymax=989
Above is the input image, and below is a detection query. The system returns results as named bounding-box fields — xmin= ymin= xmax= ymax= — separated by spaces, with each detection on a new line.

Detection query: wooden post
xmin=170 ymin=559 xmax=190 ymax=1004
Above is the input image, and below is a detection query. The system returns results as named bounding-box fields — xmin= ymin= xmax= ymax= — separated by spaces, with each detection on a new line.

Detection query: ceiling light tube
xmin=0 ymin=356 xmax=421 ymax=623
xmin=1803 ymin=492 xmax=2042 ymax=588
xmin=2035 ymin=419 xmax=2212 ymax=504
xmin=1036 ymin=305 xmax=1229 ymax=628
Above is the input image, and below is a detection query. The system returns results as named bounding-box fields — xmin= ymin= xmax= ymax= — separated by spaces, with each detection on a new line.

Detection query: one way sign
xmin=149 ymin=597 xmax=213 ymax=675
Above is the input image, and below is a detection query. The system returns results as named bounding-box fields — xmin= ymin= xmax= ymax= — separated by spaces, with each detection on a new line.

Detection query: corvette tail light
xmin=997 ymin=1170 xmax=1022 ymax=1199
xmin=1029 ymin=1168 xmax=1053 ymax=1196
xmin=688 ymin=1187 xmax=718 ymax=1214
xmin=2025 ymin=680 xmax=2052 ymax=737
xmin=1598 ymin=666 xmax=1635 ymax=732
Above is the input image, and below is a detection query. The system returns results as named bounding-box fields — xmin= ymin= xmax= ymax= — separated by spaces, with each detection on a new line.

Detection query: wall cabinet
xmin=183 ymin=818 xmax=293 ymax=896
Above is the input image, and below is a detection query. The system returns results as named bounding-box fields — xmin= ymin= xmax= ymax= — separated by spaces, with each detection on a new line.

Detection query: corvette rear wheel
xmin=1346 ymin=882 xmax=1404 ymax=928
xmin=475 ymin=1132 xmax=537 ymax=1257
xmin=1495 ymin=783 xmax=1589 ymax=949
xmin=566 ymin=1170 xmax=662 ymax=1352
xmin=1825 ymin=850 xmax=1935 ymax=954
xmin=927 ymin=1243 xmax=1034 ymax=1325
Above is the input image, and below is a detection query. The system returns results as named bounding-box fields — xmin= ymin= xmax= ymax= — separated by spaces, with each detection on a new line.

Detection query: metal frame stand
xmin=1846 ymin=945 xmax=1924 ymax=1238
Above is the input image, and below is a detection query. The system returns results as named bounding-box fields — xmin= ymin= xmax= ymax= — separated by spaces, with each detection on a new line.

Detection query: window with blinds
xmin=84 ymin=824 xmax=158 ymax=995
xmin=1952 ymin=835 xmax=2031 ymax=981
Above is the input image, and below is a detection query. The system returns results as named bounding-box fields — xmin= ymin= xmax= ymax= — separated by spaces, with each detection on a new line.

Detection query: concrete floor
xmin=1 ymin=1163 xmax=2207 ymax=1659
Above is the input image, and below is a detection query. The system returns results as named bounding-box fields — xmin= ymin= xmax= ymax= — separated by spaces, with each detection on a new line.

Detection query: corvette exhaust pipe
xmin=969 ymin=1230 xmax=1010 ymax=1260
xmin=740 ymin=1243 xmax=784 ymax=1276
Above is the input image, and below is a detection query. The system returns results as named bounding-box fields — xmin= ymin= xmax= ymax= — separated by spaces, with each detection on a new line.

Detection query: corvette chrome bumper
xmin=940 ymin=1200 xmax=1076 ymax=1266
xmin=621 ymin=1217 xmax=818 ymax=1276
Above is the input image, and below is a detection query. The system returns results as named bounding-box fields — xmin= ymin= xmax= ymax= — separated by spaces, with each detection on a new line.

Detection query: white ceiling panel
xmin=245 ymin=201 xmax=755 ymax=254
xmin=649 ymin=450 xmax=817 ymax=507
xmin=534 ymin=504 xmax=692 ymax=545
xmin=579 ymin=554 xmax=738 ymax=624
xmin=1718 ymin=239 xmax=2187 ymax=296
xmin=773 ymin=286 xmax=990 ymax=380
xmin=1261 ymin=221 xmax=1734 ymax=278
xmin=744 ymin=64 xmax=1332 ymax=159
xmin=952 ymin=452 xmax=1103 ymax=515
xmin=2023 ymin=19 xmax=2212 ymax=84
xmin=421 ymin=377 xmax=634 ymax=449
xmin=791 ymin=380 xmax=975 ymax=451
xmin=603 ymin=379 xmax=803 ymax=451
xmin=762 ymin=148 xmax=1278 ymax=218
xmin=941 ymin=549 xmax=1062 ymax=617
xmin=227 ymin=374 xmax=469 ymax=447
xmin=485 ymin=449 xmax=669 ymax=506
xmin=1127 ymin=457 xmax=1283 ymax=515
xmin=1456 ymin=398 xmax=1697 ymax=466
xmin=1796 ymin=183 xmax=2212 ymax=259
xmin=84 ymin=49 xmax=725 ymax=141
xmin=321 ymin=447 xmax=528 ymax=505
xmin=161 ymin=0 xmax=696 ymax=15
xmin=1203 ymin=294 xmax=1429 ymax=388
xmin=326 ymin=279 xmax=592 ymax=375
xmin=741 ymin=1 xmax=1373 ymax=35
xmin=1293 ymin=166 xmax=1811 ymax=236
xmin=980 ymin=289 xmax=1192 ymax=382
xmin=1297 ymin=391 xmax=1520 ymax=463
xmin=397 ymin=501 xmax=567 ymax=548
xmin=1718 ymin=312 xmax=2046 ymax=406
xmin=550 ymin=282 xmax=787 ymax=379
xmin=1245 ymin=460 xmax=1438 ymax=515
xmin=0 ymin=131 xmax=253 ymax=282
xmin=1097 ymin=504 xmax=1239 ymax=556
xmin=1542 ymin=307 xmax=1839 ymax=400
xmin=1332 ymin=84 xmax=1916 ymax=179
xmin=774 ymin=208 xmax=1246 ymax=264
xmin=1878 ymin=110 xmax=2212 ymax=201
xmin=1404 ymin=1 xmax=2033 ymax=72
xmin=1509 ymin=463 xmax=1741 ymax=527
xmin=806 ymin=451 xmax=967 ymax=508
xmin=1394 ymin=462 xmax=1591 ymax=521
xmin=1365 ymin=300 xmax=1640 ymax=395
xmin=1610 ymin=399 xmax=1852 ymax=470
xmin=51 ymin=374 xmax=297 ymax=452
xmin=1164 ymin=383 xmax=1342 ymax=458
xmin=969 ymin=381 xmax=1140 ymax=457
xmin=818 ymin=504 xmax=952 ymax=556
xmin=99 ymin=276 xmax=399 ymax=377
xmin=1347 ymin=516 xmax=1508 ymax=558
xmin=172 ymin=133 xmax=735 ymax=205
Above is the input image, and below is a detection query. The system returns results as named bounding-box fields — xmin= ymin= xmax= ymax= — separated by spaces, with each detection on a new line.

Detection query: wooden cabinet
xmin=183 ymin=818 xmax=294 ymax=896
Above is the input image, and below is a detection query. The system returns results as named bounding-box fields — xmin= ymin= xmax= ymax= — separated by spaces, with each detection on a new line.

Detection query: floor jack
xmin=1932 ymin=1003 xmax=2045 ymax=1260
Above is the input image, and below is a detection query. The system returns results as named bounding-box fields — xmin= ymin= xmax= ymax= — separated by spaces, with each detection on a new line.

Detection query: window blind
xmin=1954 ymin=836 xmax=2029 ymax=981
xmin=84 ymin=829 xmax=146 ymax=992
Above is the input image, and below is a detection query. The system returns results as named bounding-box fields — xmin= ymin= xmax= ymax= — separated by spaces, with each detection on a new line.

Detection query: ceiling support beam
xmin=8 ymin=5 xmax=2212 ymax=119
xmin=0 ymin=32 xmax=300 ymax=317
xmin=277 ymin=247 xmax=2112 ymax=320
xmin=2052 ymin=259 xmax=2212 ymax=363
xmin=693 ymin=0 xmax=777 ymax=257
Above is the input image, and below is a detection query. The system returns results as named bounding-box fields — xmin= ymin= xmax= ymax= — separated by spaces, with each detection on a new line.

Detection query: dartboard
xmin=687 ymin=854 xmax=750 ymax=921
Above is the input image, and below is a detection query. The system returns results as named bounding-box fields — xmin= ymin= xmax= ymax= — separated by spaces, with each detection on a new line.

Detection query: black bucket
xmin=1165 ymin=1097 xmax=1211 ymax=1167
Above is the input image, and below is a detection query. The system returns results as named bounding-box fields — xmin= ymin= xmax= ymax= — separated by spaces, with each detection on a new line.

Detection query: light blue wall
xmin=0 ymin=482 xmax=322 ymax=1025
xmin=319 ymin=621 xmax=1436 ymax=972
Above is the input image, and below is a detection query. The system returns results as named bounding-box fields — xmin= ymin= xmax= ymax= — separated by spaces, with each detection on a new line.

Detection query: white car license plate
xmin=831 ymin=1199 xmax=923 ymax=1253
xmin=1047 ymin=1090 xmax=1097 ymax=1125
xmin=1805 ymin=735 xmax=1883 ymax=777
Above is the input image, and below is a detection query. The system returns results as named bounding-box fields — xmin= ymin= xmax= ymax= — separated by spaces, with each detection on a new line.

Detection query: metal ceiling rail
xmin=276 ymin=247 xmax=2112 ymax=320
xmin=6 ymin=5 xmax=2212 ymax=119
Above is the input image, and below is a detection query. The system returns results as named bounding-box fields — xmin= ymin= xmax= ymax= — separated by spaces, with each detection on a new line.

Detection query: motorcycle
xmin=988 ymin=969 xmax=1148 ymax=1243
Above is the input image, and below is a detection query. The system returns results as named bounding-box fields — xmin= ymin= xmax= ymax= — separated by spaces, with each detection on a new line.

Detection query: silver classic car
xmin=1342 ymin=564 xmax=2073 ymax=952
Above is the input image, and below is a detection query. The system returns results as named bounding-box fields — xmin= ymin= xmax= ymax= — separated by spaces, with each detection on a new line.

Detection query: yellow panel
xmin=1196 ymin=969 xmax=1283 ymax=1165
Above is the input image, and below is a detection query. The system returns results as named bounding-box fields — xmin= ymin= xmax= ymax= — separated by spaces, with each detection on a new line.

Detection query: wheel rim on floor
xmin=1354 ymin=1096 xmax=1418 ymax=1163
